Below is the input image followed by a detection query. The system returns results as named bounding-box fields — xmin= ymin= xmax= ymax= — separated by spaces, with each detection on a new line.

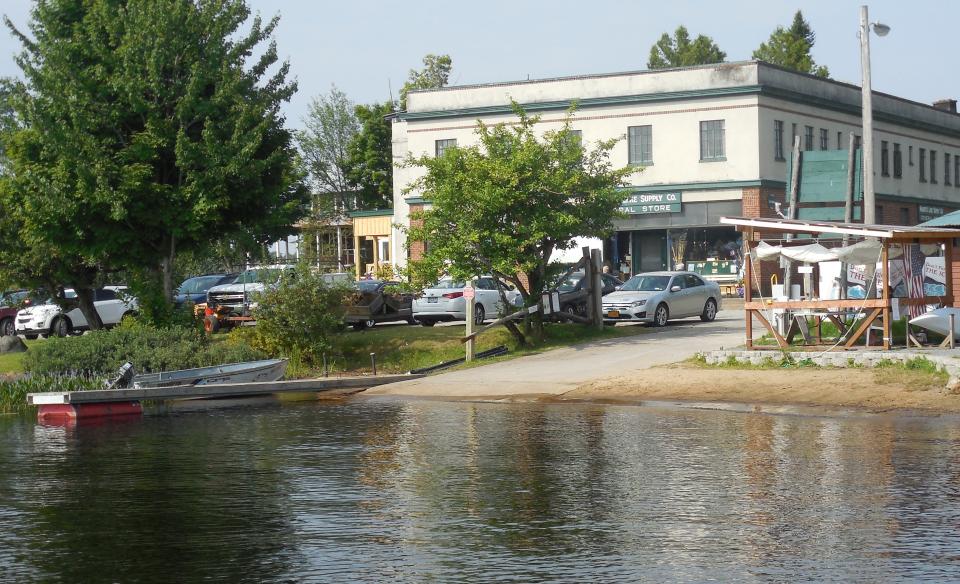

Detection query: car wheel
xmin=700 ymin=299 xmax=717 ymax=322
xmin=474 ymin=304 xmax=485 ymax=325
xmin=364 ymin=319 xmax=377 ymax=329
xmin=351 ymin=322 xmax=366 ymax=331
xmin=0 ymin=318 xmax=13 ymax=337
xmin=52 ymin=317 xmax=70 ymax=337
xmin=565 ymin=304 xmax=577 ymax=317
xmin=653 ymin=304 xmax=669 ymax=327
xmin=419 ymin=320 xmax=436 ymax=327
xmin=204 ymin=314 xmax=221 ymax=334
xmin=25 ymin=334 xmax=38 ymax=340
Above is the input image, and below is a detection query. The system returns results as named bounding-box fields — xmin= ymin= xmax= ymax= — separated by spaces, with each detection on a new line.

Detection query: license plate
xmin=427 ymin=297 xmax=438 ymax=303
xmin=606 ymin=310 xmax=620 ymax=318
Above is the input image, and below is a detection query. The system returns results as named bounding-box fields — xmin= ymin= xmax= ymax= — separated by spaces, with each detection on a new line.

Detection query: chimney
xmin=933 ymin=99 xmax=958 ymax=114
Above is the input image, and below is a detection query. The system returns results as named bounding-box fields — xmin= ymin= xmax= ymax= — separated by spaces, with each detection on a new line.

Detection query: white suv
xmin=15 ymin=287 xmax=138 ymax=339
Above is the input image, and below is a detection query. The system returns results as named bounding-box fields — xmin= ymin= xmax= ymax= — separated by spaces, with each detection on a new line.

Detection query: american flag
xmin=901 ymin=244 xmax=926 ymax=319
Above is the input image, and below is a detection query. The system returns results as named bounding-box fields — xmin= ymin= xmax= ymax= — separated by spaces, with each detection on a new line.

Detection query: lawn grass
xmin=288 ymin=321 xmax=654 ymax=377
xmin=0 ymin=338 xmax=46 ymax=376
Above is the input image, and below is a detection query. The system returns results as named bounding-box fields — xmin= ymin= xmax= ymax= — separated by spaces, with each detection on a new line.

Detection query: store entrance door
xmin=631 ymin=231 xmax=666 ymax=275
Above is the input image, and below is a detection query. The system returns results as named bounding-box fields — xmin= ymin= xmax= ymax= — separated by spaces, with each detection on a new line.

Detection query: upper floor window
xmin=804 ymin=126 xmax=814 ymax=151
xmin=773 ymin=120 xmax=785 ymax=161
xmin=819 ymin=128 xmax=829 ymax=151
xmin=435 ymin=138 xmax=456 ymax=158
xmin=931 ymin=150 xmax=938 ymax=184
xmin=909 ymin=145 xmax=914 ymax=166
xmin=628 ymin=125 xmax=653 ymax=165
xmin=919 ymin=148 xmax=927 ymax=182
xmin=947 ymin=153 xmax=952 ymax=186
xmin=854 ymin=135 xmax=862 ymax=151
xmin=699 ymin=120 xmax=725 ymax=161
xmin=893 ymin=143 xmax=902 ymax=178
xmin=880 ymin=141 xmax=889 ymax=177
xmin=955 ymin=156 xmax=959 ymax=188
xmin=837 ymin=131 xmax=843 ymax=150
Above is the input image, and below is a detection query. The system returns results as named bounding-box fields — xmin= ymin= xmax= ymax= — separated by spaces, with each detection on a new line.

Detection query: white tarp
xmin=755 ymin=241 xmax=837 ymax=262
xmin=754 ymin=239 xmax=935 ymax=264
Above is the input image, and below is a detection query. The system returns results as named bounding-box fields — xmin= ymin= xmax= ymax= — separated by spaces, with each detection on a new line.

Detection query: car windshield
xmin=1 ymin=290 xmax=27 ymax=307
xmin=620 ymin=275 xmax=670 ymax=292
xmin=179 ymin=276 xmax=224 ymax=295
xmin=556 ymin=273 xmax=584 ymax=293
xmin=234 ymin=269 xmax=284 ymax=285
xmin=431 ymin=280 xmax=465 ymax=290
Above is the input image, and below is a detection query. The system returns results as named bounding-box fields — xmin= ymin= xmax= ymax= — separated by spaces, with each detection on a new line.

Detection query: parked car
xmin=15 ymin=286 xmax=138 ymax=338
xmin=174 ymin=273 xmax=238 ymax=307
xmin=1 ymin=290 xmax=35 ymax=337
xmin=555 ymin=271 xmax=623 ymax=316
xmin=345 ymin=280 xmax=414 ymax=329
xmin=601 ymin=271 xmax=721 ymax=327
xmin=412 ymin=277 xmax=523 ymax=327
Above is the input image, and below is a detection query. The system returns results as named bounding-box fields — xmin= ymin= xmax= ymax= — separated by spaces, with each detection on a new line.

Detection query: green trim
xmin=398 ymin=85 xmax=763 ymax=121
xmin=876 ymin=192 xmax=959 ymax=208
xmin=348 ymin=209 xmax=394 ymax=218
xmin=619 ymin=179 xmax=785 ymax=193
xmin=404 ymin=197 xmax=431 ymax=205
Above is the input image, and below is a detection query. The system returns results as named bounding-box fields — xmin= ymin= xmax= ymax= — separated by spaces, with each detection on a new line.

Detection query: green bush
xmin=1 ymin=374 xmax=102 ymax=414
xmin=22 ymin=321 xmax=265 ymax=376
xmin=251 ymin=265 xmax=351 ymax=365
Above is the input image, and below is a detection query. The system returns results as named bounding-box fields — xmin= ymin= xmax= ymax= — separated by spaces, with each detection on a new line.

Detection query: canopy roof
xmin=721 ymin=216 xmax=960 ymax=241
xmin=918 ymin=209 xmax=960 ymax=228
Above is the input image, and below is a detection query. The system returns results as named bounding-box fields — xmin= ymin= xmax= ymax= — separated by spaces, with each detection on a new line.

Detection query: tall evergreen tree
xmin=648 ymin=26 xmax=726 ymax=69
xmin=753 ymin=10 xmax=829 ymax=78
xmin=3 ymin=0 xmax=305 ymax=322
xmin=345 ymin=102 xmax=394 ymax=210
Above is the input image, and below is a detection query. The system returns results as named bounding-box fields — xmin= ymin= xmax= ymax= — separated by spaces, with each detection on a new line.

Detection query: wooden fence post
xmin=591 ymin=248 xmax=603 ymax=329
xmin=464 ymin=280 xmax=475 ymax=362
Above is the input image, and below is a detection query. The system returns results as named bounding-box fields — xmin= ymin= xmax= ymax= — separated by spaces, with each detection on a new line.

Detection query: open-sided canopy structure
xmin=720 ymin=216 xmax=960 ymax=350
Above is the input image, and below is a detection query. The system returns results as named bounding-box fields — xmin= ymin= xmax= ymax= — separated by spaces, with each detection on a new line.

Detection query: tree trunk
xmin=161 ymin=235 xmax=176 ymax=302
xmin=74 ymin=286 xmax=104 ymax=331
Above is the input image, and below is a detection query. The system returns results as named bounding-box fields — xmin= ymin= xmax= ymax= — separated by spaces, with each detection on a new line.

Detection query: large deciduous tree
xmin=3 ymin=0 xmax=304 ymax=324
xmin=299 ymin=84 xmax=359 ymax=218
xmin=647 ymin=26 xmax=726 ymax=69
xmin=753 ymin=10 xmax=829 ymax=78
xmin=399 ymin=53 xmax=452 ymax=111
xmin=404 ymin=103 xmax=636 ymax=345
xmin=345 ymin=102 xmax=394 ymax=210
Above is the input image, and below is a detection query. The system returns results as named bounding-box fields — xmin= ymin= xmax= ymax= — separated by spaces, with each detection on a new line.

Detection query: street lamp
xmin=860 ymin=5 xmax=890 ymax=225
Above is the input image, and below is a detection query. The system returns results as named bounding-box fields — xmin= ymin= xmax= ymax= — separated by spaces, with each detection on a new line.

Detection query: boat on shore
xmin=131 ymin=359 xmax=288 ymax=389
xmin=908 ymin=308 xmax=960 ymax=340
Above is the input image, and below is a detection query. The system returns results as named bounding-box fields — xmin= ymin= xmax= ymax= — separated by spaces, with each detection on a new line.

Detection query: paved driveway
xmin=365 ymin=308 xmax=746 ymax=399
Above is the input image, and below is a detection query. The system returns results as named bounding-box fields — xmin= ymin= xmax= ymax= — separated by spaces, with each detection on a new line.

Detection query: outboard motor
xmin=105 ymin=362 xmax=136 ymax=390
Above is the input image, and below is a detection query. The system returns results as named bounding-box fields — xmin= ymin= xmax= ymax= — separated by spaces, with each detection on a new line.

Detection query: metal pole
xmin=950 ymin=313 xmax=956 ymax=350
xmin=840 ymin=132 xmax=856 ymax=301
xmin=369 ymin=353 xmax=377 ymax=376
xmin=323 ymin=353 xmax=328 ymax=377
xmin=861 ymin=5 xmax=876 ymax=224
xmin=591 ymin=249 xmax=604 ymax=330
xmin=465 ymin=280 xmax=475 ymax=363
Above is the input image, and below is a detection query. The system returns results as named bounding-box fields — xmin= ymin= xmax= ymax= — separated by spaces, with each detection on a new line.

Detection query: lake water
xmin=1 ymin=397 xmax=959 ymax=582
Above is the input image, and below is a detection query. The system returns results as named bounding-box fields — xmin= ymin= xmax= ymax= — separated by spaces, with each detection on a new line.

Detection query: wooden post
xmin=840 ymin=133 xmax=856 ymax=300
xmin=950 ymin=313 xmax=956 ymax=350
xmin=783 ymin=135 xmax=802 ymax=297
xmin=881 ymin=241 xmax=890 ymax=349
xmin=744 ymin=230 xmax=754 ymax=348
xmin=591 ymin=248 xmax=603 ymax=330
xmin=945 ymin=238 xmax=954 ymax=308
xmin=354 ymin=234 xmax=362 ymax=280
xmin=464 ymin=280 xmax=475 ymax=363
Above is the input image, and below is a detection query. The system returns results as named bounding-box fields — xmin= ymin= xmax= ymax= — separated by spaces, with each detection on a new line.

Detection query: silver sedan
xmin=601 ymin=271 xmax=722 ymax=326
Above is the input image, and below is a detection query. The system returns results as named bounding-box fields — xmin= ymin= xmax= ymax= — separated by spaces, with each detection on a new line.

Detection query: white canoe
xmin=909 ymin=308 xmax=960 ymax=339
xmin=133 ymin=359 xmax=288 ymax=389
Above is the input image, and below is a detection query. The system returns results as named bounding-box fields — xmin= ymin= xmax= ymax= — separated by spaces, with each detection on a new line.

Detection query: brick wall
xmin=742 ymin=186 xmax=787 ymax=296
xmin=407 ymin=204 xmax=425 ymax=261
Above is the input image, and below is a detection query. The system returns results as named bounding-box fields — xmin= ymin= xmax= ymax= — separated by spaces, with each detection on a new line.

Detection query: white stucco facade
xmin=390 ymin=61 xmax=960 ymax=273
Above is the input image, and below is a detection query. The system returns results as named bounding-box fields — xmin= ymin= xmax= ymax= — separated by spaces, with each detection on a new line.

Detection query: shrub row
xmin=0 ymin=374 xmax=101 ymax=414
xmin=23 ymin=322 xmax=265 ymax=376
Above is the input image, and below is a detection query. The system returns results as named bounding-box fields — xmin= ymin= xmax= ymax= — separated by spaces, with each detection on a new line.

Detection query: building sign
xmin=621 ymin=192 xmax=681 ymax=215
xmin=919 ymin=205 xmax=945 ymax=222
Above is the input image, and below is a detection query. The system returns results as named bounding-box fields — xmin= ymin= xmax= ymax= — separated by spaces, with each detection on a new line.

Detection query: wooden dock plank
xmin=28 ymin=374 xmax=423 ymax=406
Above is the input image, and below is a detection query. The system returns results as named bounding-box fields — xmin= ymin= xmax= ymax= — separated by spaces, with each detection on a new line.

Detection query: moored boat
xmin=132 ymin=359 xmax=288 ymax=389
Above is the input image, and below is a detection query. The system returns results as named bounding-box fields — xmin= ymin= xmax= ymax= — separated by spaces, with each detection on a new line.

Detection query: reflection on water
xmin=2 ymin=399 xmax=960 ymax=582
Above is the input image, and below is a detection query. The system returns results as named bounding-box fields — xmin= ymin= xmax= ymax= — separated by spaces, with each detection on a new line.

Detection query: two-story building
xmin=390 ymin=61 xmax=960 ymax=279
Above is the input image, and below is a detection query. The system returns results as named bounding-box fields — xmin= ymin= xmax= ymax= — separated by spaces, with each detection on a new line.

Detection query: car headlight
xmin=631 ymin=300 xmax=647 ymax=308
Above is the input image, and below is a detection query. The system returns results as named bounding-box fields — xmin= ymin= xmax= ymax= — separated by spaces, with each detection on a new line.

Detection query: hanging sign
xmin=621 ymin=192 xmax=681 ymax=214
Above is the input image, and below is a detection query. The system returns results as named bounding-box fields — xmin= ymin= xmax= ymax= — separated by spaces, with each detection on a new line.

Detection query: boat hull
xmin=133 ymin=359 xmax=288 ymax=389
xmin=909 ymin=308 xmax=960 ymax=339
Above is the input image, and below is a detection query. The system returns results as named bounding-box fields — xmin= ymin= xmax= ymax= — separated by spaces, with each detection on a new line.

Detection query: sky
xmin=0 ymin=0 xmax=956 ymax=131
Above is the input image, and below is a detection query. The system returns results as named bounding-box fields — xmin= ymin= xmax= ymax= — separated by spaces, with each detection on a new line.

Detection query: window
xmin=628 ymin=125 xmax=653 ymax=165
xmin=565 ymin=129 xmax=582 ymax=146
xmin=435 ymin=138 xmax=456 ymax=157
xmin=791 ymin=123 xmax=798 ymax=149
xmin=881 ymin=141 xmax=889 ymax=176
xmin=774 ymin=120 xmax=785 ymax=160
xmin=931 ymin=150 xmax=938 ymax=184
xmin=947 ymin=153 xmax=952 ymax=186
xmin=804 ymin=126 xmax=814 ymax=151
xmin=854 ymin=135 xmax=862 ymax=151
xmin=699 ymin=120 xmax=725 ymax=161
xmin=920 ymin=148 xmax=927 ymax=182
xmin=909 ymin=145 xmax=914 ymax=166
xmin=893 ymin=143 xmax=902 ymax=178
xmin=955 ymin=156 xmax=959 ymax=188
xmin=837 ymin=131 xmax=843 ymax=149
xmin=819 ymin=128 xmax=829 ymax=151
xmin=684 ymin=274 xmax=705 ymax=288
xmin=900 ymin=207 xmax=910 ymax=225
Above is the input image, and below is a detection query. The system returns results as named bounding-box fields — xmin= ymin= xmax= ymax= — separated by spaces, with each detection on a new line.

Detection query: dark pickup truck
xmin=345 ymin=280 xmax=415 ymax=329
